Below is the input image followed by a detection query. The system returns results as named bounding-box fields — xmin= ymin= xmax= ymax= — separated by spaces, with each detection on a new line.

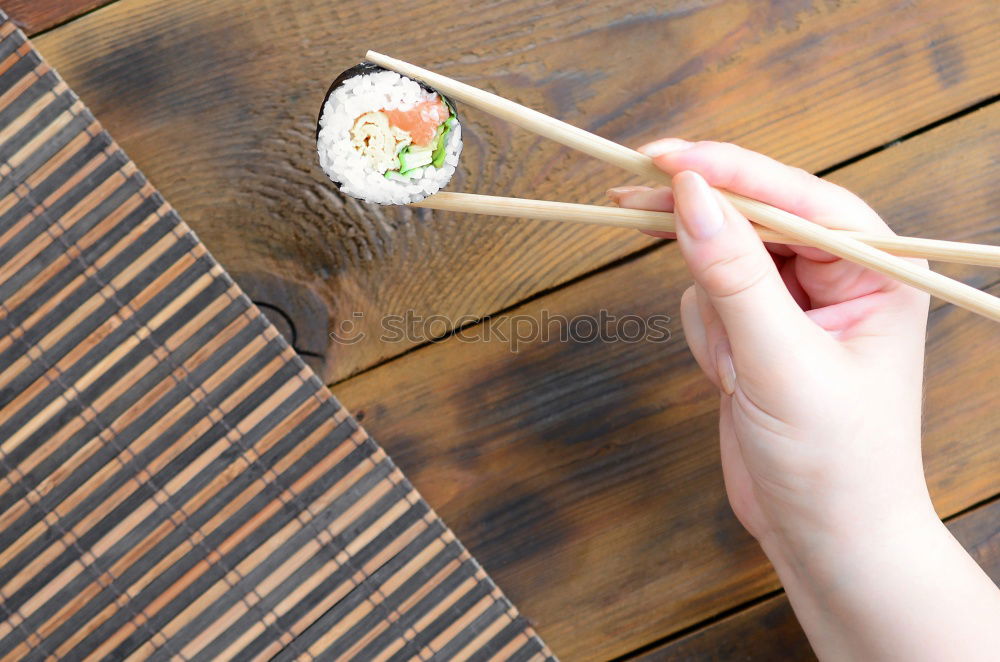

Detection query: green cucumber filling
xmin=385 ymin=115 xmax=456 ymax=179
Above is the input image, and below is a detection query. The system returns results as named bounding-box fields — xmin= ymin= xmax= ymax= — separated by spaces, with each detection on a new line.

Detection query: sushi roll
xmin=316 ymin=63 xmax=462 ymax=204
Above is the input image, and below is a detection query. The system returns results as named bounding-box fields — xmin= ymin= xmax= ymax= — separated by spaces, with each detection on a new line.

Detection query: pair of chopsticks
xmin=366 ymin=51 xmax=1000 ymax=323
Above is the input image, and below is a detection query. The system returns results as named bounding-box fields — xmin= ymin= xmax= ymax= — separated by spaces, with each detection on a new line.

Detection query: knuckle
xmin=699 ymin=252 xmax=772 ymax=300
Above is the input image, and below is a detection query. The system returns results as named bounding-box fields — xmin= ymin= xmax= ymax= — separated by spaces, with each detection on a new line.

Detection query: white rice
xmin=317 ymin=69 xmax=462 ymax=204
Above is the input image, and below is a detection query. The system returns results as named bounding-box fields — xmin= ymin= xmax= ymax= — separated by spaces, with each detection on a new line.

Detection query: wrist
xmin=754 ymin=501 xmax=1000 ymax=662
xmin=757 ymin=495 xmax=943 ymax=595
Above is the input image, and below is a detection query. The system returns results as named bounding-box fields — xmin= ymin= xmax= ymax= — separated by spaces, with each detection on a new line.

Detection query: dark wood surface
xmin=30 ymin=0 xmax=1000 ymax=383
xmin=15 ymin=0 xmax=1000 ymax=659
xmin=635 ymin=497 xmax=1000 ymax=661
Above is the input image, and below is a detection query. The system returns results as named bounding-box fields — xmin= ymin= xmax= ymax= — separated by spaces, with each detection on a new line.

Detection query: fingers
xmin=607 ymin=186 xmax=677 ymax=239
xmin=765 ymin=241 xmax=796 ymax=258
xmin=671 ymin=170 xmax=813 ymax=360
xmin=806 ymin=280 xmax=929 ymax=341
xmin=607 ymin=186 xmax=674 ymax=212
xmin=778 ymin=257 xmax=811 ymax=310
xmin=681 ymin=285 xmax=735 ymax=393
xmin=794 ymin=254 xmax=895 ymax=309
xmin=605 ymin=186 xmax=652 ymax=202
xmin=640 ymin=138 xmax=918 ymax=313
xmin=639 ymin=138 xmax=889 ymax=234
xmin=695 ymin=284 xmax=737 ymax=396
xmin=680 ymin=286 xmax=717 ymax=389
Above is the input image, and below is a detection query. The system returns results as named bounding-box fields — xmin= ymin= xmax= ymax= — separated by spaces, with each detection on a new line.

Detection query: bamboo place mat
xmin=0 ymin=12 xmax=554 ymax=661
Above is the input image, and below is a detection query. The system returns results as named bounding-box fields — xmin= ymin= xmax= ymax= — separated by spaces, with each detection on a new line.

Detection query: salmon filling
xmin=383 ymin=99 xmax=450 ymax=146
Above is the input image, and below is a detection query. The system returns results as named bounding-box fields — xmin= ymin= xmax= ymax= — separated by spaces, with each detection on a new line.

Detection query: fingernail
xmin=676 ymin=172 xmax=724 ymax=240
xmin=716 ymin=343 xmax=736 ymax=395
xmin=606 ymin=186 xmax=641 ymax=204
xmin=608 ymin=187 xmax=674 ymax=214
xmin=638 ymin=138 xmax=692 ymax=158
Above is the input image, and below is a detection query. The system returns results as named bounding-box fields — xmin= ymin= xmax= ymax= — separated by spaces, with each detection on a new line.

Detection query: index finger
xmin=638 ymin=139 xmax=891 ymax=236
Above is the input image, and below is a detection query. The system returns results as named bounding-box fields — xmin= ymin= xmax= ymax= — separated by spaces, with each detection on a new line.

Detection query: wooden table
xmin=10 ymin=1 xmax=998 ymax=659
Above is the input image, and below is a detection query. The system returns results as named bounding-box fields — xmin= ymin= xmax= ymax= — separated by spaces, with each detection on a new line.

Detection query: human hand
xmin=609 ymin=138 xmax=933 ymax=553
xmin=607 ymin=140 xmax=1000 ymax=661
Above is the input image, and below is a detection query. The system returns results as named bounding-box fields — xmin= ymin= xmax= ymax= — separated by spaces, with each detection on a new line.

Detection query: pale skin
xmin=607 ymin=139 xmax=1000 ymax=661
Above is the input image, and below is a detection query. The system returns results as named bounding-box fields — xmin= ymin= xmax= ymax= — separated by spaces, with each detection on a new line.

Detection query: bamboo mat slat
xmin=0 ymin=12 xmax=554 ymax=661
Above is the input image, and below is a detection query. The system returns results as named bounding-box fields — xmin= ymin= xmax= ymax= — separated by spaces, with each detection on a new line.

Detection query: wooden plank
xmin=3 ymin=1 xmax=117 ymax=36
xmin=334 ymin=103 xmax=1000 ymax=660
xmin=631 ymin=497 xmax=1000 ymax=661
xmin=31 ymin=0 xmax=1000 ymax=382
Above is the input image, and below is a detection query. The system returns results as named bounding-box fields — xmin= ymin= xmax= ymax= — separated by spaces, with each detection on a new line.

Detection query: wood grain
xmin=631 ymin=497 xmax=1000 ymax=661
xmin=3 ymin=0 xmax=117 ymax=36
xmin=31 ymin=0 xmax=1000 ymax=382
xmin=334 ymin=105 xmax=1000 ymax=660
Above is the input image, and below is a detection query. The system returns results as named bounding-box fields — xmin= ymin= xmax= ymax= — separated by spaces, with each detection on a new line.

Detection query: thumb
xmin=672 ymin=171 xmax=812 ymax=358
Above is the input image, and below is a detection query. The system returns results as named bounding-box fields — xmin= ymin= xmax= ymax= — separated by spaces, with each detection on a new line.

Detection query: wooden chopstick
xmin=367 ymin=51 xmax=1000 ymax=323
xmin=413 ymin=193 xmax=1000 ymax=268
